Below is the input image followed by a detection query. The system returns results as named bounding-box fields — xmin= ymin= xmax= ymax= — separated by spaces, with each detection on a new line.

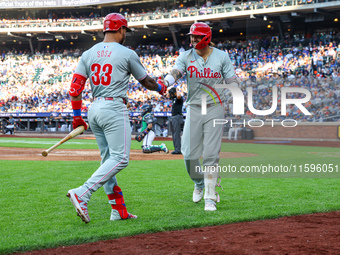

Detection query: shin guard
xmin=204 ymin=166 xmax=219 ymax=202
xmin=142 ymin=145 xmax=162 ymax=153
xmin=107 ymin=186 xmax=129 ymax=219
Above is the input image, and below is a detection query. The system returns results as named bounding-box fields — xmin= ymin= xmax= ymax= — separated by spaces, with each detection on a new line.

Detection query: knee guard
xmin=107 ymin=186 xmax=129 ymax=219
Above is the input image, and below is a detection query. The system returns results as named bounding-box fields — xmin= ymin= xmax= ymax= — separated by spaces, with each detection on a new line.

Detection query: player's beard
xmin=190 ymin=35 xmax=205 ymax=49
xmin=191 ymin=38 xmax=199 ymax=49
xmin=120 ymin=30 xmax=126 ymax=45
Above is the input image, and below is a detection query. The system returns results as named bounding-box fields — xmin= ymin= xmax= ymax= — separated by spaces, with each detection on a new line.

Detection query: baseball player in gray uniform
xmin=159 ymin=22 xmax=238 ymax=211
xmin=67 ymin=13 xmax=167 ymax=223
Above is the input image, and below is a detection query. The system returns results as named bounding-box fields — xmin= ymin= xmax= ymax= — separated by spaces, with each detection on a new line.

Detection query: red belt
xmin=95 ymin=97 xmax=127 ymax=105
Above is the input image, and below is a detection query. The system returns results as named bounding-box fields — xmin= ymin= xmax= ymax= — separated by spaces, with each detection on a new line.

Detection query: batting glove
xmin=157 ymin=78 xmax=167 ymax=96
xmin=73 ymin=116 xmax=88 ymax=130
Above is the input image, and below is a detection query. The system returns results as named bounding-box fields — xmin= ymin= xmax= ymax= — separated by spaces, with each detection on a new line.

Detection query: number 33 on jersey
xmin=73 ymin=42 xmax=147 ymax=98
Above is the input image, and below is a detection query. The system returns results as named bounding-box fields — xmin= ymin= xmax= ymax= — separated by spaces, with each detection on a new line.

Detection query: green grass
xmin=218 ymin=143 xmax=340 ymax=178
xmin=0 ymin=138 xmax=339 ymax=254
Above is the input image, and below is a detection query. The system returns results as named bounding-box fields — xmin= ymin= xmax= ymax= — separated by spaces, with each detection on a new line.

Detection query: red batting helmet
xmin=187 ymin=22 xmax=212 ymax=50
xmin=103 ymin=13 xmax=131 ymax=33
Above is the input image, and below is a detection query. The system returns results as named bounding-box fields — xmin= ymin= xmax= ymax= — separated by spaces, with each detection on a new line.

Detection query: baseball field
xmin=0 ymin=136 xmax=339 ymax=254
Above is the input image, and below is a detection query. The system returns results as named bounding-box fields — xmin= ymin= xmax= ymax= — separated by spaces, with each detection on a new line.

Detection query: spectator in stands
xmin=134 ymin=115 xmax=143 ymax=132
xmin=43 ymin=114 xmax=55 ymax=131
xmin=54 ymin=113 xmax=69 ymax=131
xmin=162 ymin=121 xmax=168 ymax=137
xmin=179 ymin=46 xmax=185 ymax=54
xmin=0 ymin=26 xmax=339 ymax=124
xmin=52 ymin=13 xmax=58 ymax=21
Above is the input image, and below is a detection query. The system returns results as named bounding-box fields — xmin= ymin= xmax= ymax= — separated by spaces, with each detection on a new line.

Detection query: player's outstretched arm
xmin=160 ymin=69 xmax=183 ymax=88
xmin=176 ymin=87 xmax=182 ymax=99
xmin=139 ymin=75 xmax=167 ymax=95
xmin=139 ymin=75 xmax=158 ymax=90
xmin=168 ymin=69 xmax=183 ymax=84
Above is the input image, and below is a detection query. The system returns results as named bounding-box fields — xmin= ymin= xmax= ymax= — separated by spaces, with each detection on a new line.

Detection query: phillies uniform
xmin=67 ymin=13 xmax=167 ymax=223
xmin=173 ymin=46 xmax=236 ymax=207
xmin=67 ymin=13 xmax=166 ymax=223
xmin=69 ymin=42 xmax=147 ymax=221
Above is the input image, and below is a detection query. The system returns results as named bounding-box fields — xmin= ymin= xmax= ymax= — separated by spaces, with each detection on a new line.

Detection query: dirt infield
xmin=0 ymin=147 xmax=257 ymax=161
xmin=18 ymin=211 xmax=340 ymax=255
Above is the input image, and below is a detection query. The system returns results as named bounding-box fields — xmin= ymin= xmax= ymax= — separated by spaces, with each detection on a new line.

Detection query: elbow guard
xmin=69 ymin=73 xmax=87 ymax=97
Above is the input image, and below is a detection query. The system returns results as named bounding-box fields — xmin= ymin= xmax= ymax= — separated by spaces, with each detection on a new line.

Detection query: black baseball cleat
xmin=171 ymin=151 xmax=182 ymax=155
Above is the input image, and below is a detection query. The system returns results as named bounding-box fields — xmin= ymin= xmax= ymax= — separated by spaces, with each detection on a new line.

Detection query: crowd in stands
xmin=0 ymin=0 xmax=319 ymax=28
xmin=1 ymin=32 xmax=340 ymax=123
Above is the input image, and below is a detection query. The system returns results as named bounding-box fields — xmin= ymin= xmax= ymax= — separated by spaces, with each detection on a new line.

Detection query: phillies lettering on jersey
xmin=187 ymin=66 xmax=222 ymax=79
xmin=172 ymin=47 xmax=236 ymax=105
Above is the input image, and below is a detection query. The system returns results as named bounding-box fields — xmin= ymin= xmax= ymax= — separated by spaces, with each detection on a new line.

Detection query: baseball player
xmin=4 ymin=115 xmax=15 ymax=135
xmin=135 ymin=104 xmax=169 ymax=153
xmin=67 ymin=13 xmax=167 ymax=223
xmin=159 ymin=22 xmax=238 ymax=211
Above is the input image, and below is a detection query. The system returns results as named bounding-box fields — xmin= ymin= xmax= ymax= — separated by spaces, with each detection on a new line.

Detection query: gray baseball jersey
xmin=75 ymin=42 xmax=147 ymax=99
xmin=173 ymin=47 xmax=236 ymax=105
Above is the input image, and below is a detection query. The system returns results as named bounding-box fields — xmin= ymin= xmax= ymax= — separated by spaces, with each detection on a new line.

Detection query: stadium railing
xmin=0 ymin=0 xmax=339 ymax=31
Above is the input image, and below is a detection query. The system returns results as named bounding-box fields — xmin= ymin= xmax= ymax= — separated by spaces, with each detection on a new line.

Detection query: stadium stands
xmin=0 ymin=0 xmax=339 ymax=128
xmin=0 ymin=33 xmax=339 ymax=123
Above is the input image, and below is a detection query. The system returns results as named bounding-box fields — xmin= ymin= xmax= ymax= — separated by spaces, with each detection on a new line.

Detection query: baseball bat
xmin=41 ymin=124 xmax=87 ymax=157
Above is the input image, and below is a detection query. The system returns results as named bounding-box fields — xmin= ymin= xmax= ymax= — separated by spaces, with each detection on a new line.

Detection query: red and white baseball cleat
xmin=67 ymin=189 xmax=90 ymax=223
xmin=110 ymin=209 xmax=137 ymax=221
xmin=126 ymin=213 xmax=138 ymax=219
